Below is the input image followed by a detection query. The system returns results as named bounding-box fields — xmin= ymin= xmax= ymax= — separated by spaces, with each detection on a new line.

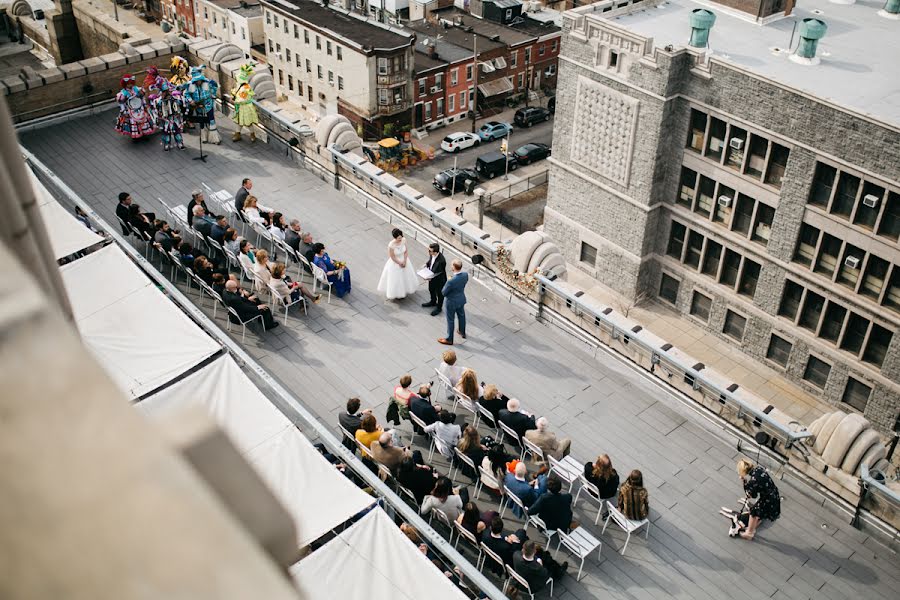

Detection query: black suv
xmin=514 ymin=106 xmax=552 ymax=127
xmin=433 ymin=168 xmax=479 ymax=194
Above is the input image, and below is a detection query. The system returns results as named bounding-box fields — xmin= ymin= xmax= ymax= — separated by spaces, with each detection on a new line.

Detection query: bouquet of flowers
xmin=333 ymin=260 xmax=346 ymax=270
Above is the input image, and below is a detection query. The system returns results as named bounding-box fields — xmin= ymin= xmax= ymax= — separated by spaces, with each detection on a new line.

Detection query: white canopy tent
xmin=30 ymin=169 xmax=103 ymax=260
xmin=139 ymin=356 xmax=375 ymax=547
xmin=290 ymin=507 xmax=469 ymax=600
xmin=60 ymin=245 xmax=220 ymax=398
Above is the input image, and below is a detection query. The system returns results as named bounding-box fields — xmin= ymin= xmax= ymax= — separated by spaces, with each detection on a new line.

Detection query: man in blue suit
xmin=438 ymin=259 xmax=468 ymax=345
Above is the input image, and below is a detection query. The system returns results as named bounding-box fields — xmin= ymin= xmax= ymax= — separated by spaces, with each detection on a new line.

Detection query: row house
xmin=161 ymin=0 xmax=197 ymax=36
xmin=412 ymin=35 xmax=474 ymax=130
xmin=508 ymin=17 xmax=561 ymax=96
xmin=261 ymin=0 xmax=416 ymax=137
xmin=195 ymin=0 xmax=264 ymax=58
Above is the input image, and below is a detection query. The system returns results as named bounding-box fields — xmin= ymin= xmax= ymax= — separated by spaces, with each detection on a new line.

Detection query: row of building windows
xmin=687 ymin=108 xmax=790 ymax=189
xmin=417 ymin=65 xmax=474 ymax=97
xmin=268 ymin=44 xmax=346 ymax=92
xmin=794 ymin=222 xmax=900 ymax=314
xmin=658 ymin=277 xmax=876 ymax=412
xmin=808 ymin=161 xmax=899 ymax=242
xmin=266 ymin=11 xmax=345 ymax=60
xmin=778 ymin=278 xmax=893 ymax=369
xmin=666 ymin=221 xmax=762 ymax=299
xmin=677 ymin=166 xmax=776 ymax=247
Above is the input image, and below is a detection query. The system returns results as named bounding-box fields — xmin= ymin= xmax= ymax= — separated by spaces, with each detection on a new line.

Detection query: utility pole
xmin=450 ymin=155 xmax=458 ymax=199
xmin=470 ymin=33 xmax=478 ymax=134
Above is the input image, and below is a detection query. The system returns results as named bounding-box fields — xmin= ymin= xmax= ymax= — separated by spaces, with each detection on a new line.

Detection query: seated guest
xmin=457 ymin=425 xmax=487 ymax=479
xmin=392 ymin=374 xmax=417 ymax=422
xmin=478 ymin=384 xmax=509 ymax=426
xmin=210 ymin=214 xmax=229 ymax=244
xmin=269 ymin=262 xmax=319 ymax=304
xmin=354 ymin=413 xmax=383 ymax=453
xmin=503 ymin=462 xmax=539 ymax=517
xmin=527 ymin=476 xmax=573 ymax=533
xmin=299 ymin=231 xmax=316 ymax=266
xmin=192 ymin=205 xmax=216 ymax=237
xmin=242 ymin=195 xmax=271 ymax=226
xmin=116 ymin=192 xmax=133 ymax=234
xmin=524 ymin=417 xmax=572 ymax=461
xmin=312 ymin=242 xmax=351 ymax=297
xmin=223 ymin=228 xmax=240 ymax=255
xmin=481 ymin=515 xmax=526 ymax=572
xmin=154 ymin=220 xmax=180 ymax=252
xmin=178 ymin=242 xmax=196 ymax=268
xmin=424 ymin=411 xmax=462 ymax=459
xmin=269 ymin=212 xmax=287 ymax=241
xmin=221 ymin=279 xmax=277 ymax=330
xmin=420 ymin=477 xmax=464 ymax=522
xmin=437 ymin=350 xmax=466 ymax=392
xmin=618 ymin=469 xmax=649 ymax=521
xmin=455 ymin=368 xmax=482 ymax=402
xmin=187 ymin=190 xmax=209 ymax=227
xmin=370 ymin=431 xmax=420 ymax=476
xmin=338 ymin=397 xmax=370 ymax=451
xmin=238 ymin=239 xmax=256 ymax=275
xmin=75 ymin=206 xmax=96 ymax=231
xmin=512 ymin=541 xmax=567 ymax=592
xmin=235 ymin=177 xmax=252 ymax=213
xmin=128 ymin=204 xmax=153 ymax=237
xmin=498 ymin=398 xmax=537 ymax=441
xmin=480 ymin=445 xmax=512 ymax=498
xmin=285 ymin=219 xmax=303 ymax=252
xmin=252 ymin=249 xmax=273 ymax=288
xmin=397 ymin=456 xmax=438 ymax=506
xmin=456 ymin=502 xmax=497 ymax=539
xmin=210 ymin=273 xmax=227 ymax=295
xmin=193 ymin=255 xmax=226 ymax=286
xmin=584 ymin=454 xmax=620 ymax=512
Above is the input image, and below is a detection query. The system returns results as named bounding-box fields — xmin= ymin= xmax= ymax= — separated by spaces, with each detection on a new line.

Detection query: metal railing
xmin=861 ymin=461 xmax=900 ymax=512
xmin=23 ymin=147 xmax=507 ymax=600
xmin=534 ymin=273 xmax=814 ymax=450
xmin=483 ymin=169 xmax=549 ymax=208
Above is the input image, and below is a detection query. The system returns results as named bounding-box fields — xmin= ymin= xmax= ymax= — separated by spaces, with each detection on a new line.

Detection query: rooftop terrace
xmin=594 ymin=0 xmax=900 ymax=127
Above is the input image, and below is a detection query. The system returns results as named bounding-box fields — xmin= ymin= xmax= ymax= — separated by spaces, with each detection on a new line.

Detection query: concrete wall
xmin=72 ymin=2 xmax=152 ymax=58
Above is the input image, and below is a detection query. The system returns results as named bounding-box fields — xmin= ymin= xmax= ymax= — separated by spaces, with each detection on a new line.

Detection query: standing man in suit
xmin=438 ymin=259 xmax=468 ymax=345
xmin=422 ymin=243 xmax=447 ymax=317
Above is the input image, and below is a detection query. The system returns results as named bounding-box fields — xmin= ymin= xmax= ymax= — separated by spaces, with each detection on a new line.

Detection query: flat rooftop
xmin=605 ymin=0 xmax=900 ymax=127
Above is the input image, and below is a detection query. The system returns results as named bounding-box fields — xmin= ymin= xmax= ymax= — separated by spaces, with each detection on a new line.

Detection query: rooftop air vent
xmin=688 ymin=9 xmax=716 ymax=49
xmin=790 ymin=18 xmax=828 ymax=66
xmin=879 ymin=0 xmax=900 ymax=19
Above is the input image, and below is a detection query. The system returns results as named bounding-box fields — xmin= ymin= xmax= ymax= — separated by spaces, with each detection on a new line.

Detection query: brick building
xmin=545 ymin=0 xmax=900 ymax=431
xmin=161 ymin=0 xmax=198 ymax=36
xmin=411 ymin=29 xmax=474 ymax=130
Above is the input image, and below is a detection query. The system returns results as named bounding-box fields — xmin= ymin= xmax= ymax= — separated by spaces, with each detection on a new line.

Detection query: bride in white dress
xmin=377 ymin=228 xmax=420 ymax=300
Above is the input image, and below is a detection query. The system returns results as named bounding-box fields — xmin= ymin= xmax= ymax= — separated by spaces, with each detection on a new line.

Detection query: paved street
xmin=21 ymin=109 xmax=899 ymax=600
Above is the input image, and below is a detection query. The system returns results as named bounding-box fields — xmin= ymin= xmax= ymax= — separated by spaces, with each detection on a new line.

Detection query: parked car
xmin=440 ymin=132 xmax=481 ymax=153
xmin=477 ymin=121 xmax=513 ymax=142
xmin=513 ymin=143 xmax=551 ymax=165
xmin=514 ymin=106 xmax=552 ymax=127
xmin=433 ymin=167 xmax=479 ymax=194
xmin=475 ymin=151 xmax=518 ymax=179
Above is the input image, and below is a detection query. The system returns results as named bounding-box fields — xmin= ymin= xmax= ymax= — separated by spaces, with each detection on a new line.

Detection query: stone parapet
xmin=72 ymin=2 xmax=151 ymax=58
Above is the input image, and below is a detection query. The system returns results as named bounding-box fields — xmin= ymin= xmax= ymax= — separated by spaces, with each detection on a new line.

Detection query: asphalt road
xmin=398 ymin=115 xmax=556 ymax=196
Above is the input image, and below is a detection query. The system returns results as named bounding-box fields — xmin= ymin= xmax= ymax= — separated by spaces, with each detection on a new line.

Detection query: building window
xmin=276 ymin=43 xmax=281 ymax=54
xmin=448 ymin=94 xmax=455 ymax=113
xmin=306 ymin=59 xmax=311 ymax=73
xmin=879 ymin=192 xmax=900 ymax=242
xmin=860 ymin=256 xmax=889 ymax=300
xmin=268 ymin=39 xmax=273 ymax=52
xmin=539 ymin=44 xmax=545 ymax=56
xmin=723 ymin=310 xmax=747 ymax=341
xmin=327 ymin=40 xmax=332 ymax=55
xmin=690 ymin=291 xmax=711 ymax=322
xmin=813 ymin=233 xmax=841 ymax=278
xmin=460 ymin=91 xmax=467 ymax=110
xmin=466 ymin=64 xmax=473 ymax=81
xmin=745 ymin=134 xmax=768 ymax=179
xmin=296 ymin=54 xmax=301 ymax=68
xmin=752 ymin=203 xmax=774 ymax=245
xmin=338 ymin=76 xmax=344 ymax=91
xmin=608 ymin=50 xmax=618 ymax=68
xmin=803 ymin=356 xmax=831 ymax=388
xmin=525 ymin=48 xmax=531 ymax=63
xmin=241 ymin=27 xmax=246 ymax=40
xmin=842 ymin=377 xmax=872 ymax=412
xmin=424 ymin=102 xmax=432 ymax=121
xmin=265 ymin=9 xmax=270 ymax=24
xmin=719 ymin=249 xmax=741 ymax=288
xmin=764 ymin=142 xmax=789 ymax=188
xmin=450 ymin=68 xmax=458 ymax=86
xmin=677 ymin=167 xmax=697 ymax=208
xmin=706 ymin=116 xmax=726 ymax=161
xmin=809 ymin=162 xmax=836 ymax=207
xmin=510 ymin=51 xmax=518 ymax=68
xmin=337 ymin=46 xmax=342 ymax=60
xmin=552 ymin=39 xmax=558 ymax=52
xmin=731 ymin=194 xmax=755 ymax=235
xmin=684 ymin=231 xmax=703 ymax=269
xmin=580 ymin=242 xmax=597 ymax=265
xmin=379 ymin=88 xmax=389 ymax=105
xmin=317 ymin=65 xmax=323 ymax=79
xmin=418 ymin=79 xmax=425 ymax=96
xmin=436 ymin=98 xmax=444 ymax=116
xmin=819 ymin=302 xmax=847 ymax=343
xmin=294 ymin=24 xmax=298 ymax=38
xmin=862 ymin=323 xmax=892 ymax=367
xmin=316 ymin=35 xmax=321 ymax=50
xmin=836 ymin=243 xmax=864 ymax=290
xmin=831 ymin=172 xmax=860 ymax=218
xmin=659 ymin=273 xmax=680 ymax=304
xmin=840 ymin=312 xmax=870 ymax=354
xmin=287 ymin=74 xmax=293 ymax=91
xmin=766 ymin=334 xmax=792 ymax=367
xmin=517 ymin=72 xmax=525 ymax=90
xmin=797 ymin=289 xmax=825 ymax=332
xmin=304 ymin=30 xmax=309 ymax=44
xmin=277 ymin=69 xmax=283 ymax=85
xmin=687 ymin=109 xmax=706 ymax=153
xmin=328 ymin=71 xmax=334 ymax=85
xmin=286 ymin=48 xmax=291 ymax=62
xmin=695 ymin=175 xmax=715 ymax=217
xmin=308 ymin=86 xmax=312 ymax=102
xmin=435 ymin=73 xmax=443 ymax=90
xmin=738 ymin=259 xmax=761 ymax=298
xmin=546 ymin=64 xmax=556 ymax=76
xmin=378 ymin=58 xmax=388 ymax=75
xmin=701 ymin=239 xmax=722 ymax=277
xmin=793 ymin=223 xmax=820 ymax=267
xmin=666 ymin=221 xmax=686 ymax=259
xmin=272 ymin=14 xmax=278 ymax=27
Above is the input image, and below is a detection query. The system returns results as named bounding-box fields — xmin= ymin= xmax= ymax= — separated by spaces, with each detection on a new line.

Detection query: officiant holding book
xmin=421 ymin=243 xmax=447 ymax=316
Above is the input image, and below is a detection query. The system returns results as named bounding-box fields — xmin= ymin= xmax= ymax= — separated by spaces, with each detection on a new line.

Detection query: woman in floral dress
xmin=737 ymin=459 xmax=780 ymax=540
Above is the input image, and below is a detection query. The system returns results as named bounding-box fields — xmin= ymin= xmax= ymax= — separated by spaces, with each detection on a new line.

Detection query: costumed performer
xmin=155 ymin=86 xmax=186 ymax=151
xmin=181 ymin=64 xmax=221 ymax=145
xmin=115 ymin=74 xmax=156 ymax=140
xmin=231 ymin=62 xmax=259 ymax=142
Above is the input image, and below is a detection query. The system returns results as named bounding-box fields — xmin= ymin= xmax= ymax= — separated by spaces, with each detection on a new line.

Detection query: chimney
xmin=879 ymin=0 xmax=900 ymax=19
xmin=688 ymin=9 xmax=716 ymax=49
xmin=427 ymin=43 xmax=437 ymax=59
xmin=790 ymin=18 xmax=827 ymax=65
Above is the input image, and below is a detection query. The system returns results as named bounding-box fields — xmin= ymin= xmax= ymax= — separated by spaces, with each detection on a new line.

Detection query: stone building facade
xmin=544 ymin=0 xmax=900 ymax=431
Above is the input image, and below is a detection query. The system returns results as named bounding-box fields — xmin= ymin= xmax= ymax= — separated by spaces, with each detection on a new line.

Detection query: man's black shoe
xmin=430 ymin=308 xmax=441 ymax=316
xmin=422 ymin=302 xmax=435 ymax=307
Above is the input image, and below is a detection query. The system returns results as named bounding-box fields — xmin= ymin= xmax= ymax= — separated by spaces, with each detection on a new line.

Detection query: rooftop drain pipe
xmin=790 ymin=18 xmax=827 ymax=65
xmin=879 ymin=0 xmax=900 ymax=19
xmin=688 ymin=9 xmax=716 ymax=49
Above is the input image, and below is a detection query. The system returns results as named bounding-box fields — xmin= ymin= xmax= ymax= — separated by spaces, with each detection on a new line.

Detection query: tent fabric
xmin=60 ymin=245 xmax=220 ymax=398
xmin=289 ymin=508 xmax=468 ymax=600
xmin=247 ymin=427 xmax=376 ymax=548
xmin=478 ymin=76 xmax=514 ymax=97
xmin=30 ymin=169 xmax=102 ymax=260
xmin=137 ymin=356 xmax=293 ymax=455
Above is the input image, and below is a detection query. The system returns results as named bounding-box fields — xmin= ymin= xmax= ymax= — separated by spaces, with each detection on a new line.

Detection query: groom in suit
xmin=422 ymin=243 xmax=447 ymax=317
xmin=438 ymin=259 xmax=468 ymax=345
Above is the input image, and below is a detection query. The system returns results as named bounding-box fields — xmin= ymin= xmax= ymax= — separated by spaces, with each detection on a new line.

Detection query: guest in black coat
xmin=481 ymin=516 xmax=527 ymax=573
xmin=338 ymin=397 xmax=370 ymax=452
xmin=498 ymin=397 xmax=537 ymax=440
xmin=512 ymin=541 xmax=567 ymax=592
xmin=396 ymin=456 xmax=437 ymax=506
xmin=222 ymin=280 xmax=277 ymax=329
xmin=527 ymin=477 xmax=573 ymax=532
xmin=583 ymin=454 xmax=620 ymax=506
xmin=478 ymin=384 xmax=509 ymax=426
xmin=187 ymin=190 xmax=210 ymax=227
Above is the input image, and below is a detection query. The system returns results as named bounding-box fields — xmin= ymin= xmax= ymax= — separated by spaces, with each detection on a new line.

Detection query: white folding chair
xmin=267 ymin=282 xmax=307 ymax=324
xmin=527 ymin=514 xmax=557 ymax=547
xmin=450 ymin=447 xmax=478 ymax=483
xmin=338 ymin=424 xmax=358 ymax=454
xmin=521 ymin=436 xmax=545 ymax=464
xmin=225 ymin=305 xmax=264 ymax=342
xmin=601 ymin=501 xmax=650 ymax=555
xmin=547 ymin=455 xmax=581 ymax=492
xmin=429 ymin=507 xmax=454 ymax=538
xmin=453 ymin=521 xmax=482 ymax=565
xmin=224 ymin=247 xmax=242 ymax=272
xmin=376 ymin=462 xmax=395 ymax=486
xmin=555 ymin=528 xmax=601 ymax=582
xmin=477 ymin=403 xmax=500 ymax=436
xmin=500 ymin=484 xmax=528 ymax=520
xmin=275 ymin=239 xmax=307 ymax=283
xmin=408 ymin=412 xmax=431 ymax=450
xmin=430 ymin=434 xmax=453 ymax=462
xmin=475 ymin=465 xmax=501 ymax=500
xmin=499 ymin=420 xmax=522 ymax=449
xmin=453 ymin=391 xmax=480 ymax=428
xmin=311 ymin=263 xmax=333 ymax=303
xmin=504 ymin=563 xmax=553 ymax=599
xmin=573 ymin=476 xmax=608 ymax=525
xmin=397 ymin=484 xmax=418 ymax=506
xmin=478 ymin=542 xmax=506 ymax=576
xmin=434 ymin=367 xmax=454 ymax=400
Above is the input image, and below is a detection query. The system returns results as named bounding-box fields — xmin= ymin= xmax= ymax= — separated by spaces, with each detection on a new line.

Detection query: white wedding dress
xmin=377 ymin=242 xmax=419 ymax=299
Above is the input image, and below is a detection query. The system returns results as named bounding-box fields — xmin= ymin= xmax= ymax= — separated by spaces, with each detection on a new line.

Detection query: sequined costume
xmin=155 ymin=87 xmax=186 ymax=151
xmin=180 ymin=64 xmax=221 ymax=145
xmin=169 ymin=56 xmax=191 ymax=87
xmin=115 ymin=74 xmax=156 ymax=139
xmin=142 ymin=66 xmax=168 ymax=126
xmin=231 ymin=63 xmax=259 ymax=142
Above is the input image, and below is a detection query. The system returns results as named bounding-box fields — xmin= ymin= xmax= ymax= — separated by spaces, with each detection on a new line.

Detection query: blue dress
xmin=313 ymin=252 xmax=351 ymax=297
